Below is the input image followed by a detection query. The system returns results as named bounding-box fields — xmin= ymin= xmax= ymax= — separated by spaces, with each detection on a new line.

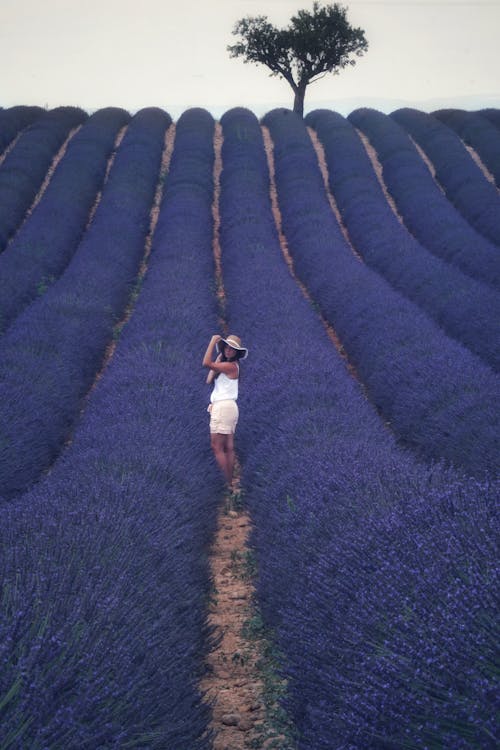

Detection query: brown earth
xmin=464 ymin=143 xmax=498 ymax=189
xmin=262 ymin=124 xmax=362 ymax=384
xmin=355 ymin=128 xmax=406 ymax=223
xmin=2 ymin=125 xmax=82 ymax=249
xmin=85 ymin=123 xmax=176 ymax=393
xmin=201 ymin=124 xmax=266 ymax=750
xmin=85 ymin=125 xmax=127 ymax=230
xmin=200 ymin=490 xmax=268 ymax=750
xmin=200 ymin=125 xmax=294 ymax=750
xmin=16 ymin=109 xmax=494 ymax=747
xmin=59 ymin=122 xmax=175 ymax=451
xmin=0 ymin=130 xmax=23 ymax=166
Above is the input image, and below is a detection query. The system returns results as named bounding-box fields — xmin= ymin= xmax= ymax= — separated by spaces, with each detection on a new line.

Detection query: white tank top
xmin=210 ymin=365 xmax=239 ymax=403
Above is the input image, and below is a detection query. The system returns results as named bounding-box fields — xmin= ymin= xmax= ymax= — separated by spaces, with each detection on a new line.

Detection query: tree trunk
xmin=292 ymin=83 xmax=307 ymax=118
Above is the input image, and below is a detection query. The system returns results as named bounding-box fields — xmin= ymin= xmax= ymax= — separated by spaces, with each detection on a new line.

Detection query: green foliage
xmin=36 ymin=274 xmax=55 ymax=296
xmin=228 ymin=2 xmax=368 ymax=115
xmin=242 ymin=610 xmax=299 ymax=749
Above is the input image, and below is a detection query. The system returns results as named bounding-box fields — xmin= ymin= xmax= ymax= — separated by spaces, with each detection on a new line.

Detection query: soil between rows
xmin=201 ymin=494 xmax=267 ymax=749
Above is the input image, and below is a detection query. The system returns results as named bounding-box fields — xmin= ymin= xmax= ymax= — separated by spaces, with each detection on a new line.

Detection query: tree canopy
xmin=228 ymin=2 xmax=368 ymax=116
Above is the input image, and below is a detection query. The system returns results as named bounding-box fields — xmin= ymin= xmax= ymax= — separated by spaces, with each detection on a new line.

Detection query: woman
xmin=202 ymin=334 xmax=248 ymax=485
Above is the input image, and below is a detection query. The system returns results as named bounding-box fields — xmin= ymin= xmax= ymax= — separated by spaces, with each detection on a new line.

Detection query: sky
xmin=1 ymin=0 xmax=499 ymax=118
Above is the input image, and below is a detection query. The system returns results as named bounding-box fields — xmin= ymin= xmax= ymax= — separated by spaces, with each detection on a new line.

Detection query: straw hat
xmin=217 ymin=334 xmax=248 ymax=359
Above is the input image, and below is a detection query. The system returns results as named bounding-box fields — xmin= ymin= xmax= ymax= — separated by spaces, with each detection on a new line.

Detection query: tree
xmin=227 ymin=2 xmax=368 ymax=117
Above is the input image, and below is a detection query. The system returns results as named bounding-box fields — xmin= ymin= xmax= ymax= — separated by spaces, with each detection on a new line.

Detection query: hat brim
xmin=217 ymin=338 xmax=248 ymax=359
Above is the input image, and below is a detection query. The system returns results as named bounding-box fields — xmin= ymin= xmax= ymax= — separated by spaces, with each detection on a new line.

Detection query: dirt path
xmin=306 ymin=125 xmax=365 ymax=257
xmin=200 ymin=124 xmax=294 ymax=750
xmin=354 ymin=128 xmax=406 ymax=224
xmin=464 ymin=142 xmax=499 ymax=189
xmin=4 ymin=125 xmax=82 ymax=249
xmin=262 ymin=124 xmax=362 ymax=386
xmin=26 ymin=126 xmax=82 ymax=218
xmin=0 ymin=130 xmax=23 ymax=166
xmin=104 ymin=124 xmax=174 ymax=342
xmin=86 ymin=123 xmax=175 ymax=393
xmin=85 ymin=125 xmax=128 ymax=229
xmin=201 ymin=490 xmax=268 ymax=749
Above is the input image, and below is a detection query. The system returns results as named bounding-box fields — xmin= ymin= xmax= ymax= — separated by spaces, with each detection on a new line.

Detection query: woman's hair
xmin=220 ymin=346 xmax=243 ymax=379
xmin=220 ymin=344 xmax=244 ymax=363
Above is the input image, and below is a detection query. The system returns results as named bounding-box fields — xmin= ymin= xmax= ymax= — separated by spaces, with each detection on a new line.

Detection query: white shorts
xmin=209 ymin=399 xmax=239 ymax=435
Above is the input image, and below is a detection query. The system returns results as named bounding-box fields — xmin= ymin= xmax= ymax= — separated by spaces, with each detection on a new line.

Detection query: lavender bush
xmin=0 ymin=107 xmax=87 ymax=251
xmin=345 ymin=107 xmax=500 ymax=291
xmin=1 ymin=102 xmax=498 ymax=749
xmin=273 ymin=472 xmax=499 ymax=749
xmin=0 ymin=107 xmax=168 ymax=499
xmin=391 ymin=107 xmax=500 ymax=246
xmin=305 ymin=108 xmax=500 ymax=370
xmin=0 ymin=107 xmax=130 ymax=334
xmin=263 ymin=108 xmax=499 ymax=477
xmin=479 ymin=108 xmax=500 ymax=130
xmin=433 ymin=108 xmax=500 ymax=188
xmin=218 ymin=107 xmax=499 ymax=749
xmin=0 ymin=108 xmax=221 ymax=748
xmin=0 ymin=105 xmax=44 ymax=153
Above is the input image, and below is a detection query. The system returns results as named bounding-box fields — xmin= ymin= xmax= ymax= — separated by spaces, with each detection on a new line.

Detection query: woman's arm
xmin=202 ymin=335 xmax=238 ymax=378
xmin=206 ymin=354 xmax=221 ymax=384
xmin=202 ymin=335 xmax=221 ymax=369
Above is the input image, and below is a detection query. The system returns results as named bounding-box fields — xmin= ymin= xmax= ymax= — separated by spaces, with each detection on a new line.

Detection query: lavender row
xmin=391 ymin=107 xmax=500 ymax=246
xmin=0 ymin=106 xmax=87 ymax=252
xmin=263 ymin=108 xmax=499 ymax=477
xmin=218 ymin=107 xmax=396 ymax=468
xmin=433 ymin=108 xmax=500 ymax=188
xmin=0 ymin=105 xmax=43 ymax=153
xmin=218 ymin=107 xmax=499 ymax=749
xmin=0 ymin=107 xmax=130 ymax=335
xmin=479 ymin=108 xmax=500 ymax=130
xmin=0 ymin=108 xmax=221 ymax=748
xmin=345 ymin=107 xmax=500 ymax=291
xmin=306 ymin=108 xmax=500 ymax=370
xmin=0 ymin=107 xmax=168 ymax=500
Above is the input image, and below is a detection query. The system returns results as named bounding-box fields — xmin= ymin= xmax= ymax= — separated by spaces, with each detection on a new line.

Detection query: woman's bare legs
xmin=211 ymin=433 xmax=235 ymax=485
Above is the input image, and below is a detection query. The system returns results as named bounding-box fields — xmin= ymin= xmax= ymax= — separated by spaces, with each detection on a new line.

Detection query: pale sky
xmin=1 ymin=0 xmax=499 ymax=117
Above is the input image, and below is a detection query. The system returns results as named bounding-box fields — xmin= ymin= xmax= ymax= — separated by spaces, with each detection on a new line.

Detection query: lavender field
xmin=0 ymin=104 xmax=498 ymax=749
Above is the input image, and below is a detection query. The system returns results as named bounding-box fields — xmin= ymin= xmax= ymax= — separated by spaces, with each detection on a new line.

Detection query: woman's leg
xmin=225 ymin=433 xmax=235 ymax=485
xmin=210 ymin=433 xmax=234 ymax=484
